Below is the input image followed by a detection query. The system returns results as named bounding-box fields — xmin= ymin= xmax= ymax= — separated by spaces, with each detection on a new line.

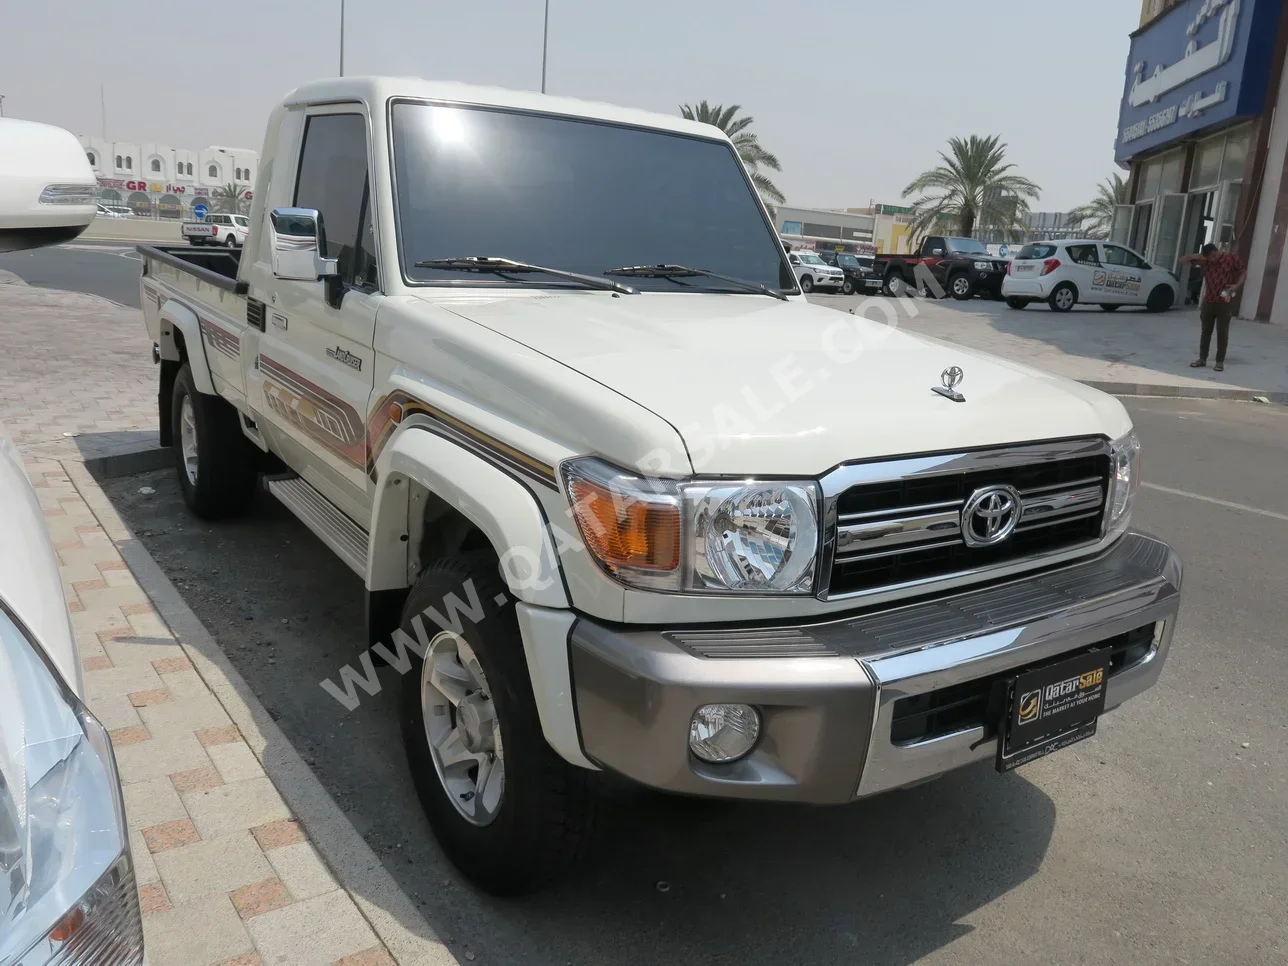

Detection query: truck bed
xmin=137 ymin=244 xmax=248 ymax=293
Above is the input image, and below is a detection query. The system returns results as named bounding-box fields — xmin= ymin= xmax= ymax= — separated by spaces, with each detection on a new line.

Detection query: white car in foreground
xmin=0 ymin=118 xmax=97 ymax=253
xmin=0 ymin=431 xmax=145 ymax=964
xmin=787 ymin=250 xmax=844 ymax=292
xmin=1003 ymin=239 xmax=1179 ymax=313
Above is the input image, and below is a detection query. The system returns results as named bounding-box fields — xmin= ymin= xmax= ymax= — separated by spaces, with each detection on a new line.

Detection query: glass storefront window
xmin=1221 ymin=133 xmax=1249 ymax=182
xmin=1194 ymin=136 xmax=1225 ymax=188
xmin=1160 ymin=154 xmax=1183 ymax=194
xmin=1140 ymin=160 xmax=1163 ymax=199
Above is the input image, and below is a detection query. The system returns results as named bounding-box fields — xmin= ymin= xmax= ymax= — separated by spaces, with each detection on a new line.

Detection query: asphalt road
xmin=0 ymin=241 xmax=142 ymax=307
xmin=101 ymin=396 xmax=1288 ymax=965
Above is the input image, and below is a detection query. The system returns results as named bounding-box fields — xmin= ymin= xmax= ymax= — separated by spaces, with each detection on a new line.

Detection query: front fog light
xmin=689 ymin=704 xmax=761 ymax=763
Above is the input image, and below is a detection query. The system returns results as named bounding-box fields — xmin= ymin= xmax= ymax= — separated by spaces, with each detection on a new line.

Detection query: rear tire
xmin=1048 ymin=282 xmax=1078 ymax=313
xmin=171 ymin=363 xmax=258 ymax=519
xmin=1100 ymin=304 xmax=1122 ymax=312
xmin=1145 ymin=285 xmax=1174 ymax=312
xmin=1005 ymin=297 xmax=1030 ymax=310
xmin=884 ymin=272 xmax=905 ymax=297
xmin=949 ymin=273 xmax=973 ymax=300
xmin=401 ymin=556 xmax=597 ymax=896
xmin=799 ymin=275 xmax=814 ymax=293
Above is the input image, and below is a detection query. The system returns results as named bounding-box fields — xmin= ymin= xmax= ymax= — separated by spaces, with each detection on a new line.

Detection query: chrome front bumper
xmin=569 ymin=531 xmax=1181 ymax=804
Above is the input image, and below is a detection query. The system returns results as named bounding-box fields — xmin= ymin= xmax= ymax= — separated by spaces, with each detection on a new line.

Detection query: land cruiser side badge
xmin=327 ymin=346 xmax=363 ymax=371
xmin=932 ymin=366 xmax=965 ymax=403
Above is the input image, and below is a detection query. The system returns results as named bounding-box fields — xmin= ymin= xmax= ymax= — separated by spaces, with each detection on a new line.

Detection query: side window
xmin=294 ymin=113 xmax=374 ymax=289
xmin=1103 ymin=245 xmax=1147 ymax=269
xmin=1067 ymin=244 xmax=1101 ymax=266
xmin=788 ymin=253 xmax=801 ymax=265
xmin=927 ymin=237 xmax=945 ymax=253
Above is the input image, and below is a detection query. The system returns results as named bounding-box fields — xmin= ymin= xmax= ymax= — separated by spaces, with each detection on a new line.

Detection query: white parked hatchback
xmin=1003 ymin=239 xmax=1179 ymax=313
xmin=787 ymin=250 xmax=844 ymax=293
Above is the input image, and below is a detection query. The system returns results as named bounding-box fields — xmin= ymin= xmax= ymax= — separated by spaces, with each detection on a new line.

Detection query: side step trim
xmin=267 ymin=477 xmax=369 ymax=578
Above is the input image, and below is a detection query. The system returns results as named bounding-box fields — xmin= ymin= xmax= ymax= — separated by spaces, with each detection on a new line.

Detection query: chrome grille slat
xmin=822 ymin=439 xmax=1112 ymax=600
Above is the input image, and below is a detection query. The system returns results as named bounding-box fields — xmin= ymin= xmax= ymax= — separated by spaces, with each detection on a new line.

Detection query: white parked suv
xmin=182 ymin=212 xmax=250 ymax=247
xmin=1003 ymin=239 xmax=1179 ymax=313
xmin=136 ymin=77 xmax=1182 ymax=896
xmin=787 ymin=249 xmax=844 ymax=292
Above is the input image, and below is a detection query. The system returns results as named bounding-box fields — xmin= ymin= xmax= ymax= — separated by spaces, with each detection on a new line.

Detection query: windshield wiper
xmin=413 ymin=256 xmax=637 ymax=295
xmin=604 ymin=264 xmax=788 ymax=301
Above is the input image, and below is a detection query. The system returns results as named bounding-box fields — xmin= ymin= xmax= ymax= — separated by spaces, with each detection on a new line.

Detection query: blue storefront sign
xmin=1116 ymin=0 xmax=1280 ymax=162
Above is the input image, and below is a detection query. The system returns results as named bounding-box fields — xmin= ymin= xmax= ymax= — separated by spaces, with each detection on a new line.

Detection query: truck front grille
xmin=824 ymin=440 xmax=1111 ymax=598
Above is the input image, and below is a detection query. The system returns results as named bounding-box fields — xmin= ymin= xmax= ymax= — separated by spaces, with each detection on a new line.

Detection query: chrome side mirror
xmin=931 ymin=248 xmax=944 ymax=256
xmin=270 ymin=207 xmax=338 ymax=281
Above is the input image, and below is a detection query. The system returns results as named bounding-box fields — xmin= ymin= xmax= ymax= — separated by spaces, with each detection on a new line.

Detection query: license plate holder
xmin=996 ymin=649 xmax=1109 ymax=773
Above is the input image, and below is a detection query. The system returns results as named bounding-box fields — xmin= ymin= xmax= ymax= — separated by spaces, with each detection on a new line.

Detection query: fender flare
xmin=368 ymin=424 xmax=569 ymax=609
xmin=368 ymin=426 xmax=593 ymax=767
xmin=157 ymin=297 xmax=216 ymax=395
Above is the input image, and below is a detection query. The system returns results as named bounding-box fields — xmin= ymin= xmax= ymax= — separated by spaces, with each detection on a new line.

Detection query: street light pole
xmin=540 ymin=0 xmax=549 ymax=93
xmin=339 ymin=0 xmax=345 ymax=76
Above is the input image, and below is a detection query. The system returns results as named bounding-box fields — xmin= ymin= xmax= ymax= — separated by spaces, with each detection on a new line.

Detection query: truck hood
xmin=434 ymin=293 xmax=1130 ymax=476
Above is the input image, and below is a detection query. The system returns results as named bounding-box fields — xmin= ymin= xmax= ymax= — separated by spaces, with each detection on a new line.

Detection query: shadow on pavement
xmin=103 ymin=469 xmax=1056 ymax=965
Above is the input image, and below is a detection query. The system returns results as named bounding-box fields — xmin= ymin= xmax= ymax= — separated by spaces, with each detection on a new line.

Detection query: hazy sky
xmin=0 ymin=0 xmax=1137 ymax=211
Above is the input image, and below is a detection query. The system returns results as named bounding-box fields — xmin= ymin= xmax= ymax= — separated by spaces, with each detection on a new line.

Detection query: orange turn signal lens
xmin=569 ymin=477 xmax=680 ymax=573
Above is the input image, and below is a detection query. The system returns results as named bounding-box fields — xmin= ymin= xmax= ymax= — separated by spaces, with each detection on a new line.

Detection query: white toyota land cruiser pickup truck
xmin=137 ymin=77 xmax=1182 ymax=896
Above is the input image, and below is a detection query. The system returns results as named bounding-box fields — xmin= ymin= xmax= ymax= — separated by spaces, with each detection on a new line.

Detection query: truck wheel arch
xmin=368 ymin=425 xmax=569 ymax=610
xmin=157 ymin=298 xmax=216 ymax=395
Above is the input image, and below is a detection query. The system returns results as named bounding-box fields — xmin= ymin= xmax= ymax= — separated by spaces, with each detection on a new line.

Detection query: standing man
xmin=1179 ymin=243 xmax=1246 ymax=373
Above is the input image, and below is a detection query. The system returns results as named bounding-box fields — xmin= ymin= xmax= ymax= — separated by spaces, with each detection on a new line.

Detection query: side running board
xmin=266 ymin=477 xmax=369 ymax=578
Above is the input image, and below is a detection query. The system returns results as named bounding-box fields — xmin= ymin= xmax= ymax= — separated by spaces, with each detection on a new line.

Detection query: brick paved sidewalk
xmin=28 ymin=455 xmax=398 ymax=966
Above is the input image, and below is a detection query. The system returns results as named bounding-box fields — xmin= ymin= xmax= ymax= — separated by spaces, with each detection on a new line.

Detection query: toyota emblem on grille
xmin=961 ymin=485 xmax=1022 ymax=548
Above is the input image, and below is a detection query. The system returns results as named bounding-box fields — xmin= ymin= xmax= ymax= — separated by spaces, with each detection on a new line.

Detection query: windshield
xmin=797 ymin=252 xmax=825 ymax=265
xmin=391 ymin=102 xmax=793 ymax=293
xmin=945 ymin=237 xmax=989 ymax=255
xmin=836 ymin=254 xmax=859 ymax=268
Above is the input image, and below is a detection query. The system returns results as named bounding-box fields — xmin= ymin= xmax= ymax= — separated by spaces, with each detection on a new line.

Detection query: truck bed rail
xmin=137 ymin=244 xmax=249 ymax=295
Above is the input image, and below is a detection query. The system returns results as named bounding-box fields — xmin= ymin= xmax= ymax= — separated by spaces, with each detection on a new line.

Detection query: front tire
xmin=1145 ymin=285 xmax=1174 ymax=312
xmin=799 ymin=275 xmax=814 ymax=293
xmin=1005 ymin=297 xmax=1030 ymax=310
xmin=224 ymin=233 xmax=237 ymax=248
xmin=949 ymin=274 xmax=973 ymax=300
xmin=401 ymin=556 xmax=597 ymax=896
xmin=841 ymin=279 xmax=855 ymax=295
xmin=1048 ymin=282 xmax=1078 ymax=313
xmin=171 ymin=363 xmax=258 ymax=519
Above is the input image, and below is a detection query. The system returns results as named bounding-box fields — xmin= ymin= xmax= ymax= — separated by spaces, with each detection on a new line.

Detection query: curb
xmin=1081 ymin=381 xmax=1285 ymax=404
xmin=61 ymin=459 xmax=458 ymax=966
xmin=84 ymin=443 xmax=172 ymax=479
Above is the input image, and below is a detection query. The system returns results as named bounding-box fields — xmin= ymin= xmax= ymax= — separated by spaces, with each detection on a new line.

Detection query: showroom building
xmin=77 ymin=136 xmax=258 ymax=218
xmin=1114 ymin=0 xmax=1288 ymax=321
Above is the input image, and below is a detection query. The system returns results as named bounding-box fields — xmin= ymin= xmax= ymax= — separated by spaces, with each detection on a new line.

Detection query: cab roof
xmin=282 ymin=76 xmax=728 ymax=144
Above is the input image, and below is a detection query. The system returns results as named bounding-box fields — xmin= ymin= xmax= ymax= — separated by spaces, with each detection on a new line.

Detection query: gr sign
xmin=1116 ymin=0 xmax=1280 ymax=162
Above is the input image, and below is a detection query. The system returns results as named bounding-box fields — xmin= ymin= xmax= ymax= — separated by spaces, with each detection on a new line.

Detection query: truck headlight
xmin=0 ymin=605 xmax=144 ymax=966
xmin=973 ymin=261 xmax=993 ymax=271
xmin=686 ymin=482 xmax=819 ymax=593
xmin=562 ymin=459 xmax=820 ymax=595
xmin=38 ymin=184 xmax=97 ymax=206
xmin=1106 ymin=431 xmax=1141 ymax=534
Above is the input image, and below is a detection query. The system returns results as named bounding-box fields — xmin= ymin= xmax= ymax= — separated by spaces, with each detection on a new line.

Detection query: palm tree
xmin=679 ymin=101 xmax=785 ymax=206
xmin=212 ymin=183 xmax=249 ymax=215
xmin=1068 ymin=174 xmax=1127 ymax=239
xmin=903 ymin=135 xmax=1041 ymax=242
